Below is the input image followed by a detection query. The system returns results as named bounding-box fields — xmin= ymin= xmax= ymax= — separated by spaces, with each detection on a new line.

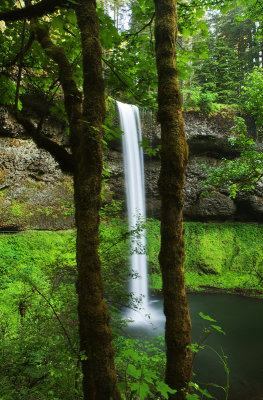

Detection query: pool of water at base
xmin=123 ymin=293 xmax=263 ymax=400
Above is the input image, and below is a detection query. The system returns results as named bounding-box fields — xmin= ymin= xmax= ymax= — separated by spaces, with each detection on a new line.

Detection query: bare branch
xmin=124 ymin=13 xmax=155 ymax=38
xmin=15 ymin=19 xmax=27 ymax=109
xmin=2 ymin=31 xmax=35 ymax=69
xmin=11 ymin=108 xmax=74 ymax=173
xmin=177 ymin=0 xmax=232 ymax=9
xmin=35 ymin=24 xmax=82 ymax=123
xmin=0 ymin=0 xmax=71 ymax=22
xmin=102 ymin=57 xmax=145 ymax=105
xmin=22 ymin=272 xmax=79 ymax=358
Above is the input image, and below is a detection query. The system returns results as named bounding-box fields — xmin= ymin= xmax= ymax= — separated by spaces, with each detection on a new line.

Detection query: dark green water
xmin=126 ymin=293 xmax=263 ymax=400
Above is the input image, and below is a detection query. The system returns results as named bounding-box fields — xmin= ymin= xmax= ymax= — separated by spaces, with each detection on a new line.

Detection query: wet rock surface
xmin=1 ymin=106 xmax=263 ymax=228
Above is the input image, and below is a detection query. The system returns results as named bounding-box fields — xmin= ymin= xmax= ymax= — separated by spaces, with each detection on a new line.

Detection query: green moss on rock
xmin=148 ymin=220 xmax=263 ymax=295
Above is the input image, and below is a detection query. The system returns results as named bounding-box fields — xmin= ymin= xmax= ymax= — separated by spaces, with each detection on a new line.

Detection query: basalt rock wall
xmin=0 ymin=104 xmax=263 ymax=230
xmin=106 ymin=110 xmax=263 ymax=222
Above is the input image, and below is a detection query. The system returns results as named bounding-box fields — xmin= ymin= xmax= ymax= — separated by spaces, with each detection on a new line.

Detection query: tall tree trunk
xmin=154 ymin=0 xmax=192 ymax=399
xmin=72 ymin=1 xmax=121 ymax=399
xmin=0 ymin=2 xmax=121 ymax=398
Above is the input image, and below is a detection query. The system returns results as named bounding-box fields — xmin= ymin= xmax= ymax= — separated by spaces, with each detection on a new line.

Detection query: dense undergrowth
xmin=0 ymin=219 xmax=262 ymax=399
xmin=0 ymin=222 xmax=130 ymax=399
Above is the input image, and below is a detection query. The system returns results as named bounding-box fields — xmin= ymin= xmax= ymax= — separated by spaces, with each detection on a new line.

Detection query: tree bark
xmin=1 ymin=2 xmax=121 ymax=398
xmin=0 ymin=0 xmax=70 ymax=22
xmin=154 ymin=0 xmax=192 ymax=399
xmin=73 ymin=1 xmax=121 ymax=399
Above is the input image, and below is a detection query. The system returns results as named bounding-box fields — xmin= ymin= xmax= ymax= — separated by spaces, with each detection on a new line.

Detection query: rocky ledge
xmin=0 ymin=105 xmax=263 ymax=229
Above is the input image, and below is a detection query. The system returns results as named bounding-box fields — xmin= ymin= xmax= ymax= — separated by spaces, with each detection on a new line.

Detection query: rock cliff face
xmin=0 ymin=105 xmax=262 ymax=230
xmin=0 ymin=107 xmax=74 ymax=230
xmin=106 ymin=110 xmax=263 ymax=222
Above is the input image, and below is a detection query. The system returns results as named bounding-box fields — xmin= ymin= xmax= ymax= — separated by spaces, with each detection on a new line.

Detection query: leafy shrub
xmin=183 ymin=86 xmax=218 ymax=113
xmin=202 ymin=117 xmax=263 ymax=198
xmin=198 ymin=91 xmax=218 ymax=113
xmin=241 ymin=67 xmax=263 ymax=130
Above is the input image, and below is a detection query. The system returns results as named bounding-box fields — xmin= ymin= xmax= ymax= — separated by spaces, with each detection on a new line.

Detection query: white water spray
xmin=117 ymin=101 xmax=149 ymax=319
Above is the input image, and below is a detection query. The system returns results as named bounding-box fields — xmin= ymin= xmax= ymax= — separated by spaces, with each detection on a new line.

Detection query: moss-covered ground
xmin=147 ymin=220 xmax=263 ymax=297
xmin=0 ymin=219 xmax=262 ymax=398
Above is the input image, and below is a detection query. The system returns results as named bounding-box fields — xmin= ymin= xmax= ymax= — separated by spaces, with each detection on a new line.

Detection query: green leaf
xmin=186 ymin=394 xmax=201 ymax=400
xmin=130 ymin=382 xmax=151 ymax=399
xmin=199 ymin=312 xmax=216 ymax=322
xmin=211 ymin=324 xmax=226 ymax=335
xmin=156 ymin=381 xmax=177 ymax=399
xmin=126 ymin=363 xmax=141 ymax=379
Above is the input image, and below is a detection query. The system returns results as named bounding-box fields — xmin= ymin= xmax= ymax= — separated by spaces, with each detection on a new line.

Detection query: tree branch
xmin=15 ymin=18 xmax=27 ymax=109
xmin=11 ymin=109 xmax=74 ymax=173
xmin=124 ymin=13 xmax=155 ymax=38
xmin=2 ymin=31 xmax=35 ymax=69
xmin=177 ymin=0 xmax=232 ymax=8
xmin=35 ymin=24 xmax=82 ymax=123
xmin=0 ymin=0 xmax=71 ymax=22
xmin=102 ymin=57 xmax=146 ymax=105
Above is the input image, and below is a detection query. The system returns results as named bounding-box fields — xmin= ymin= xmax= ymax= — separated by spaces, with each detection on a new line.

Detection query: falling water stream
xmin=117 ymin=100 xmax=263 ymax=399
xmin=117 ymin=101 xmax=150 ymax=320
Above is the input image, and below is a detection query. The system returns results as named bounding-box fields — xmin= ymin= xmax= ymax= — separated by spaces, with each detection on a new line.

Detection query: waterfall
xmin=116 ymin=101 xmax=149 ymax=318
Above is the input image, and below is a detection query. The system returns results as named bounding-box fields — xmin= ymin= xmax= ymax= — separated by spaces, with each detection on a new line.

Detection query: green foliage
xmin=200 ymin=347 xmax=230 ymax=400
xmin=0 ymin=231 xmax=80 ymax=400
xmin=183 ymin=86 xmax=218 ymax=113
xmin=114 ymin=335 xmax=175 ymax=399
xmin=202 ymin=117 xmax=263 ymax=198
xmin=0 ymin=74 xmax=23 ymax=109
xmin=199 ymin=312 xmax=226 ymax=335
xmin=140 ymin=138 xmax=161 ymax=157
xmin=187 ymin=383 xmax=214 ymax=399
xmin=198 ymin=91 xmax=218 ymax=113
xmin=187 ymin=313 xmax=229 ymax=400
xmin=147 ymin=220 xmax=263 ymax=295
xmin=99 ymin=217 xmax=132 ymax=317
xmin=241 ymin=67 xmax=263 ymax=129
xmin=97 ymin=5 xmax=120 ymax=50
xmin=0 ymin=218 xmax=259 ymax=399
xmin=183 ymin=86 xmax=217 ymax=114
xmin=0 ymin=218 xmax=135 ymax=399
xmin=185 ymin=4 xmax=261 ymax=107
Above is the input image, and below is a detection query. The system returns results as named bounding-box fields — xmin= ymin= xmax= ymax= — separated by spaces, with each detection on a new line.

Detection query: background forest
xmin=0 ymin=0 xmax=263 ymax=399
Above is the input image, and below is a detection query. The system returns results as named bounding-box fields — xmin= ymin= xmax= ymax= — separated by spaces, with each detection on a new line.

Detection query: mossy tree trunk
xmin=154 ymin=0 xmax=192 ymax=399
xmin=0 ymin=2 xmax=121 ymax=399
xmin=73 ymin=1 xmax=121 ymax=399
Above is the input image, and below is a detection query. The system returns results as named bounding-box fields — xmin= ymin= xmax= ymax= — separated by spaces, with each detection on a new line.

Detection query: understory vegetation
xmin=0 ymin=218 xmax=262 ymax=399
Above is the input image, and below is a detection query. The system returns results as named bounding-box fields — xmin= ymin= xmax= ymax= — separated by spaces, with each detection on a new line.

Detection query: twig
xmin=177 ymin=0 xmax=232 ymax=9
xmin=124 ymin=13 xmax=155 ymax=39
xmin=25 ymin=275 xmax=79 ymax=358
xmin=14 ymin=16 xmax=27 ymax=109
xmin=102 ymin=57 xmax=145 ymax=105
xmin=2 ymin=31 xmax=35 ymax=69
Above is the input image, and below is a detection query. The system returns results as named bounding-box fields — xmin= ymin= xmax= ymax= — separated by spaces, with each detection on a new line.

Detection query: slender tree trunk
xmin=154 ymin=0 xmax=192 ymax=399
xmin=71 ymin=1 xmax=121 ymax=399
